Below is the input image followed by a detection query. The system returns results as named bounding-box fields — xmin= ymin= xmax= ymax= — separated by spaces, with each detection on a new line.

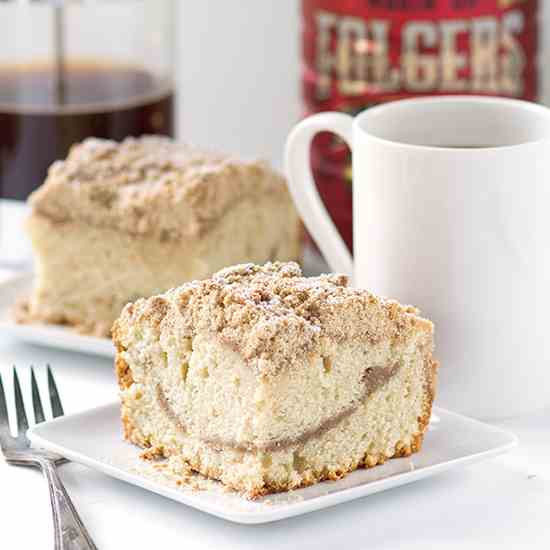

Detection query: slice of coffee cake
xmin=22 ymin=136 xmax=301 ymax=336
xmin=113 ymin=262 xmax=438 ymax=498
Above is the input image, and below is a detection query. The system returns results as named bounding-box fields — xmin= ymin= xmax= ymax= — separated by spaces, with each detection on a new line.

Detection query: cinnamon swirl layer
xmin=155 ymin=362 xmax=400 ymax=453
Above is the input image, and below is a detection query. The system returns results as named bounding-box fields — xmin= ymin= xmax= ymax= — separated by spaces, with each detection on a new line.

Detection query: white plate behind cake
xmin=0 ymin=273 xmax=114 ymax=357
xmin=27 ymin=403 xmax=517 ymax=524
xmin=0 ymin=248 xmax=329 ymax=358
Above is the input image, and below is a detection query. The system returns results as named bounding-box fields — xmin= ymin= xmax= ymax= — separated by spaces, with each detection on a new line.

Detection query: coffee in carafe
xmin=0 ymin=62 xmax=173 ymax=200
xmin=0 ymin=0 xmax=174 ymax=200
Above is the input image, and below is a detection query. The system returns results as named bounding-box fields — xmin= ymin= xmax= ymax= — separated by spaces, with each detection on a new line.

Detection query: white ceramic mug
xmin=285 ymin=96 xmax=549 ymax=419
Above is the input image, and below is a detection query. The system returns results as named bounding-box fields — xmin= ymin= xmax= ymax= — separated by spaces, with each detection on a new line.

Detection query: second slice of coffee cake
xmin=113 ymin=262 xmax=438 ymax=498
xmin=23 ymin=136 xmax=300 ymax=336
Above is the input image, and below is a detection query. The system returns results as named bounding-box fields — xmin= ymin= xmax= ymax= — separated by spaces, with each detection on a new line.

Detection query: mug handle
xmin=284 ymin=112 xmax=354 ymax=277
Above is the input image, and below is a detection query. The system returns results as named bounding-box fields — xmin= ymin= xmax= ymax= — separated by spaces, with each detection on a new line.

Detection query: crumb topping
xmin=28 ymin=136 xmax=290 ymax=240
xmin=113 ymin=262 xmax=434 ymax=375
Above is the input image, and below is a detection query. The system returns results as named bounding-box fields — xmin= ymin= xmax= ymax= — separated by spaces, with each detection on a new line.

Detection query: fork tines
xmin=0 ymin=371 xmax=10 ymax=443
xmin=12 ymin=367 xmax=29 ymax=442
xmin=30 ymin=367 xmax=45 ymax=424
xmin=0 ymin=366 xmax=64 ymax=444
xmin=47 ymin=365 xmax=64 ymax=418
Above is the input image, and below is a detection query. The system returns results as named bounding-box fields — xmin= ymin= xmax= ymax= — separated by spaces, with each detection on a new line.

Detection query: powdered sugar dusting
xmin=114 ymin=261 xmax=433 ymax=376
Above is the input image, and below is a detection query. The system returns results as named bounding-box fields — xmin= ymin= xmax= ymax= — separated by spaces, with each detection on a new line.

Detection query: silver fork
xmin=0 ymin=366 xmax=98 ymax=550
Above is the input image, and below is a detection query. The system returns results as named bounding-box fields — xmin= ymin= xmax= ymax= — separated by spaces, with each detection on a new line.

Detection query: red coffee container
xmin=302 ymin=0 xmax=540 ymax=252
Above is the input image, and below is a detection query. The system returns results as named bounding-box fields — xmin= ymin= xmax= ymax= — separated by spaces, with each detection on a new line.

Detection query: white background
xmin=177 ymin=1 xmax=301 ymax=169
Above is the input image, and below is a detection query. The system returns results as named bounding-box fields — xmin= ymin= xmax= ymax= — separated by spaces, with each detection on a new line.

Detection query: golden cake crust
xmin=28 ymin=136 xmax=292 ymax=241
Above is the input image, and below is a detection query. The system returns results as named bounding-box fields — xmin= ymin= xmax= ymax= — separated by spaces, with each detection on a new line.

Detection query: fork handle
xmin=40 ymin=459 xmax=98 ymax=550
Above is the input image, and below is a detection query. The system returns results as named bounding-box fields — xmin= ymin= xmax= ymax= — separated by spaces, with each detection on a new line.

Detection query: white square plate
xmin=0 ymin=273 xmax=116 ymax=358
xmin=28 ymin=403 xmax=517 ymax=524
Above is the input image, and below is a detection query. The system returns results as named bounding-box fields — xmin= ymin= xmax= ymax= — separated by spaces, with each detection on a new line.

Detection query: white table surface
xmin=1 ymin=200 xmax=549 ymax=549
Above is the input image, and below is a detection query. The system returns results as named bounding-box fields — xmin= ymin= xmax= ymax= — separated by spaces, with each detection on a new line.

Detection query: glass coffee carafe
xmin=0 ymin=0 xmax=175 ymax=200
